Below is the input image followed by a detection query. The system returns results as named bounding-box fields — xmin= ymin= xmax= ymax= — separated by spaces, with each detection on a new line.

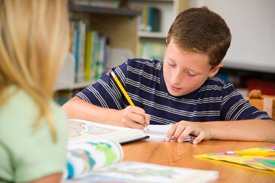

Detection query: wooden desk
xmin=123 ymin=141 xmax=275 ymax=183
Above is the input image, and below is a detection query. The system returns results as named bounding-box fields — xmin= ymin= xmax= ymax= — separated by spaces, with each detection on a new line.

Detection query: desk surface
xmin=122 ymin=140 xmax=275 ymax=183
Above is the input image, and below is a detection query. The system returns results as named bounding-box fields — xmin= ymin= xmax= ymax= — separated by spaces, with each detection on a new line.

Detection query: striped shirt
xmin=76 ymin=58 xmax=270 ymax=125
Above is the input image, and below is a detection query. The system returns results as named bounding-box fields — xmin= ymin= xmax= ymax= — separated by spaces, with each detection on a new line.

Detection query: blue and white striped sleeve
xmin=220 ymin=82 xmax=271 ymax=120
xmin=75 ymin=62 xmax=128 ymax=109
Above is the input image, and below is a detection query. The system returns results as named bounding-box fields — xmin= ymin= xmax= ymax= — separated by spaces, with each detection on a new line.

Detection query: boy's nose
xmin=171 ymin=72 xmax=183 ymax=86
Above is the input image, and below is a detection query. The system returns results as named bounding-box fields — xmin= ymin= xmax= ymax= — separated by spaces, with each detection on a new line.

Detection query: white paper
xmin=144 ymin=124 xmax=193 ymax=142
xmin=144 ymin=124 xmax=171 ymax=141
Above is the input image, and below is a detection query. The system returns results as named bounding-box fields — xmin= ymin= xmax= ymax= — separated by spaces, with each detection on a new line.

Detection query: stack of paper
xmin=195 ymin=146 xmax=275 ymax=172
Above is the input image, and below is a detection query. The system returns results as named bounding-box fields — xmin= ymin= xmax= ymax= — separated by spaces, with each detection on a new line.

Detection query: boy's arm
xmin=62 ymin=97 xmax=150 ymax=129
xmin=204 ymin=119 xmax=275 ymax=142
xmin=166 ymin=119 xmax=275 ymax=144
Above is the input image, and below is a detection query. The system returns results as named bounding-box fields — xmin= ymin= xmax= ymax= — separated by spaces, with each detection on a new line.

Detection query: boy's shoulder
xmin=126 ymin=58 xmax=162 ymax=70
xmin=201 ymin=77 xmax=235 ymax=94
xmin=207 ymin=77 xmax=233 ymax=87
xmin=195 ymin=77 xmax=236 ymax=99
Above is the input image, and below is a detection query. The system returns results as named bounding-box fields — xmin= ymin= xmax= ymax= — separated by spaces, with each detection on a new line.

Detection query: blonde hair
xmin=0 ymin=0 xmax=70 ymax=141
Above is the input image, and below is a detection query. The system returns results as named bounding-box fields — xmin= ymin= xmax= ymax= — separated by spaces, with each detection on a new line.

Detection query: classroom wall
xmin=188 ymin=0 xmax=275 ymax=74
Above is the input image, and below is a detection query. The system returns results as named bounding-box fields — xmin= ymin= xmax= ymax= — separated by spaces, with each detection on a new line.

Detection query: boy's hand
xmin=165 ymin=121 xmax=211 ymax=144
xmin=117 ymin=106 xmax=150 ymax=129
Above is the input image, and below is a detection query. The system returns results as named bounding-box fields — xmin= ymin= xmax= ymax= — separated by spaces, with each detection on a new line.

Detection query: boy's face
xmin=163 ymin=40 xmax=221 ymax=97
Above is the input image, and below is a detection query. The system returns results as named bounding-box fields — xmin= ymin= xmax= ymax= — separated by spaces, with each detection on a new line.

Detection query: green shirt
xmin=0 ymin=86 xmax=67 ymax=182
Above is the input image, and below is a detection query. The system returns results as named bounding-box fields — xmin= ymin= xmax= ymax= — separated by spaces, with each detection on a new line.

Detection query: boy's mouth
xmin=170 ymin=85 xmax=181 ymax=92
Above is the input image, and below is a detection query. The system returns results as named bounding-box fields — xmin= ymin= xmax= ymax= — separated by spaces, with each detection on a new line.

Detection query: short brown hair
xmin=167 ymin=7 xmax=231 ymax=67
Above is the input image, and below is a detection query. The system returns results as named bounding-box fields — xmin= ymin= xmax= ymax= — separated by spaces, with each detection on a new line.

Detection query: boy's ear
xmin=208 ymin=64 xmax=223 ymax=77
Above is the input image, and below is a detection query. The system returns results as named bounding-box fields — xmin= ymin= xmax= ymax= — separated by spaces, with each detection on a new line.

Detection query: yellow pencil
xmin=109 ymin=69 xmax=149 ymax=131
xmin=110 ymin=69 xmax=134 ymax=106
xmin=225 ymin=151 xmax=275 ymax=156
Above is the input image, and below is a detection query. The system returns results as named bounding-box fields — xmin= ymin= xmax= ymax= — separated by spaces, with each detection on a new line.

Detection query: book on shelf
xmin=72 ymin=20 xmax=86 ymax=83
xmin=64 ymin=138 xmax=218 ymax=182
xmin=69 ymin=20 xmax=109 ymax=84
xmin=140 ymin=5 xmax=161 ymax=32
xmin=84 ymin=31 xmax=93 ymax=81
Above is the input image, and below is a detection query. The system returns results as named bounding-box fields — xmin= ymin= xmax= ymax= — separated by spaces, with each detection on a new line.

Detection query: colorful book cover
xmin=65 ymin=139 xmax=123 ymax=180
xmin=194 ymin=146 xmax=275 ymax=172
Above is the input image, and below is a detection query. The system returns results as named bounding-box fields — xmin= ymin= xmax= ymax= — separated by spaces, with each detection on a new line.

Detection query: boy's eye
xmin=168 ymin=62 xmax=176 ymax=67
xmin=188 ymin=71 xmax=197 ymax=76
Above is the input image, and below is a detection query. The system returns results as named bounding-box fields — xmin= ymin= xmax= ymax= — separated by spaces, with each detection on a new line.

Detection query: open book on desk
xmin=68 ymin=119 xmax=149 ymax=144
xmin=66 ymin=120 xmax=217 ymax=182
xmin=69 ymin=119 xmax=192 ymax=144
xmin=65 ymin=139 xmax=218 ymax=182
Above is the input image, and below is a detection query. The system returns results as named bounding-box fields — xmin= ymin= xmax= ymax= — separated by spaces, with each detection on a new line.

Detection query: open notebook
xmin=68 ymin=119 xmax=149 ymax=144
xmin=69 ymin=119 xmax=193 ymax=144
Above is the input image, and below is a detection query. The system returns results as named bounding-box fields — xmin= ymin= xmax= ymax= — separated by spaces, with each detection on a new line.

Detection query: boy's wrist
xmin=199 ymin=122 xmax=213 ymax=140
xmin=105 ymin=109 xmax=122 ymax=126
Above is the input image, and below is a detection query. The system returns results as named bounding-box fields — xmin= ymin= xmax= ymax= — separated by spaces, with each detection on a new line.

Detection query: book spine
xmin=91 ymin=31 xmax=99 ymax=80
xmin=77 ymin=21 xmax=86 ymax=83
xmin=84 ymin=31 xmax=92 ymax=81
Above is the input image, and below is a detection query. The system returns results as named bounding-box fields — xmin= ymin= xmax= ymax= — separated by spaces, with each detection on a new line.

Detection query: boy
xmin=63 ymin=7 xmax=275 ymax=144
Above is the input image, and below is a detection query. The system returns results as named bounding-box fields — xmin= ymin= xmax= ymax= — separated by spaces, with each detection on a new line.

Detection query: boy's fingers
xmin=173 ymin=125 xmax=186 ymax=139
xmin=165 ymin=124 xmax=177 ymax=141
xmin=130 ymin=106 xmax=146 ymax=115
xmin=192 ymin=132 xmax=205 ymax=144
xmin=128 ymin=112 xmax=147 ymax=125
xmin=127 ymin=106 xmax=150 ymax=125
xmin=178 ymin=126 xmax=193 ymax=143
xmin=145 ymin=114 xmax=151 ymax=125
xmin=129 ymin=121 xmax=145 ymax=129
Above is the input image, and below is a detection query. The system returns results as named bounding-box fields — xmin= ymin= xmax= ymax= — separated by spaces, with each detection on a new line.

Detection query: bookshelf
xmin=55 ymin=1 xmax=140 ymax=92
xmin=54 ymin=1 xmax=140 ymax=104
xmin=68 ymin=2 xmax=139 ymax=61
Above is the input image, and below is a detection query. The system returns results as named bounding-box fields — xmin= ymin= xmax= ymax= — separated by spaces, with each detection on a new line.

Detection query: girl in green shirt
xmin=0 ymin=0 xmax=69 ymax=182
